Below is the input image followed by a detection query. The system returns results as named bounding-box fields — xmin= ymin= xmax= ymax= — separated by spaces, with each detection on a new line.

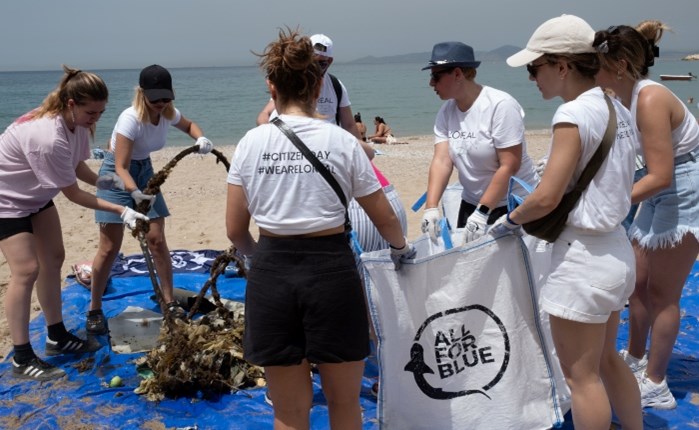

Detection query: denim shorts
xmin=243 ymin=233 xmax=370 ymax=366
xmin=541 ymin=226 xmax=635 ymax=324
xmin=629 ymin=148 xmax=699 ymax=250
xmin=95 ymin=152 xmax=169 ymax=224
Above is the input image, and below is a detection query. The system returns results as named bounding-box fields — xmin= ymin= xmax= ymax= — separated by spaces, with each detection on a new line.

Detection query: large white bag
xmin=361 ymin=233 xmax=567 ymax=430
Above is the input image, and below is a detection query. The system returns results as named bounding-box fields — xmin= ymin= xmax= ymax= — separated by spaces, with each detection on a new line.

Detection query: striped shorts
xmin=348 ymin=184 xmax=407 ymax=253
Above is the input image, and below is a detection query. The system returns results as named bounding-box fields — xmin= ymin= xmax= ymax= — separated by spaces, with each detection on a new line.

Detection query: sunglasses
xmin=317 ymin=60 xmax=330 ymax=70
xmin=148 ymin=98 xmax=172 ymax=104
xmin=430 ymin=68 xmax=453 ymax=83
xmin=526 ymin=62 xmax=548 ymax=78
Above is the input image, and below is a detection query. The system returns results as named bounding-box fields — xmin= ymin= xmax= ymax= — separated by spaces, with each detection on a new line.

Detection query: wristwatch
xmin=476 ymin=204 xmax=492 ymax=215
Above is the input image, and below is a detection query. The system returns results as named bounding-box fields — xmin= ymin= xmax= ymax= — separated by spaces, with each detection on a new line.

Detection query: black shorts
xmin=0 ymin=200 xmax=55 ymax=241
xmin=243 ymin=233 xmax=370 ymax=366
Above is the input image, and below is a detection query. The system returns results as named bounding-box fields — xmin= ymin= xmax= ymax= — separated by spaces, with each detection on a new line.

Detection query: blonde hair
xmin=257 ymin=27 xmax=322 ymax=109
xmin=132 ymin=86 xmax=176 ymax=124
xmin=29 ymin=65 xmax=108 ymax=136
xmin=636 ymin=20 xmax=670 ymax=46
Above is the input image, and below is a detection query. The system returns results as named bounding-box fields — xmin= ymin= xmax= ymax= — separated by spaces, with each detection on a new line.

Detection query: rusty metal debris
xmin=124 ymin=147 xmax=265 ymax=400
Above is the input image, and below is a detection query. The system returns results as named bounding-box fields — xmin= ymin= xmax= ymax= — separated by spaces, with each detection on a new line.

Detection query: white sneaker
xmin=640 ymin=374 xmax=677 ymax=409
xmin=619 ymin=349 xmax=647 ymax=380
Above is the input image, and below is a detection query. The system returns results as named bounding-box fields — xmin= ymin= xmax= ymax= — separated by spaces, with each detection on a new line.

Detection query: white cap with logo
xmin=507 ymin=15 xmax=596 ymax=67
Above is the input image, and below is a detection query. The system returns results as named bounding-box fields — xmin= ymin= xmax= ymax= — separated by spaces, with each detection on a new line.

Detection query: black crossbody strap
xmin=271 ymin=117 xmax=347 ymax=207
xmin=271 ymin=117 xmax=351 ymax=230
xmin=572 ymin=95 xmax=617 ymax=193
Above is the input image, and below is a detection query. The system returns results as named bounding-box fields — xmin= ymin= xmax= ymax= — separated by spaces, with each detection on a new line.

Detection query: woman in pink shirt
xmin=0 ymin=65 xmax=148 ymax=382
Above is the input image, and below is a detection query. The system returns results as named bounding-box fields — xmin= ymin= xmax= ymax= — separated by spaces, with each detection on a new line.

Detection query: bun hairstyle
xmin=593 ymin=20 xmax=667 ymax=80
xmin=258 ymin=28 xmax=322 ymax=107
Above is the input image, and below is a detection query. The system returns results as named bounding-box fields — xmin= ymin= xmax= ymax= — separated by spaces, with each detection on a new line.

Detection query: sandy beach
xmin=0 ymin=131 xmax=551 ymax=357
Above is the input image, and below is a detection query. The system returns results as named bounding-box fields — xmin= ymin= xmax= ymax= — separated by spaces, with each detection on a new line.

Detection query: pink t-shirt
xmin=0 ymin=112 xmax=91 ymax=217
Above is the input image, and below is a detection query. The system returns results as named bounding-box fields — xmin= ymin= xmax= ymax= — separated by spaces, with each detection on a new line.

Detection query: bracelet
xmin=506 ymin=213 xmax=519 ymax=226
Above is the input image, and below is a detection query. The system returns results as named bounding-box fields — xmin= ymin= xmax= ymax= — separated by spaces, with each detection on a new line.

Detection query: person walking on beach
xmin=595 ymin=21 xmax=699 ymax=410
xmin=85 ymin=64 xmax=213 ymax=335
xmin=495 ymin=15 xmax=643 ymax=429
xmin=420 ymin=41 xmax=538 ymax=244
xmin=0 ymin=66 xmax=149 ymax=381
xmin=227 ymin=28 xmax=415 ymax=430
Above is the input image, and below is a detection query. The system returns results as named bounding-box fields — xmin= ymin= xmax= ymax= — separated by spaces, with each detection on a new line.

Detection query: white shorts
xmin=541 ymin=226 xmax=635 ymax=324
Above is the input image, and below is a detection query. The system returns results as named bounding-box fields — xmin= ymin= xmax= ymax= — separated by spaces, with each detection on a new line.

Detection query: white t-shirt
xmin=227 ymin=115 xmax=380 ymax=235
xmin=630 ymin=79 xmax=699 ymax=160
xmin=0 ymin=113 xmax=90 ymax=217
xmin=551 ymin=87 xmax=636 ymax=231
xmin=269 ymin=73 xmax=351 ymax=125
xmin=434 ymin=86 xmax=538 ymax=206
xmin=109 ymin=106 xmax=182 ymax=160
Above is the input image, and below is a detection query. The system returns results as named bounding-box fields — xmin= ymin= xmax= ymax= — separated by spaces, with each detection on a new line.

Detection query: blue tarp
xmin=0 ymin=251 xmax=697 ymax=429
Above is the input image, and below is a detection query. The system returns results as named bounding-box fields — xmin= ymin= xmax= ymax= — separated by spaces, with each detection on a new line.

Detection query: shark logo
xmin=404 ymin=304 xmax=510 ymax=400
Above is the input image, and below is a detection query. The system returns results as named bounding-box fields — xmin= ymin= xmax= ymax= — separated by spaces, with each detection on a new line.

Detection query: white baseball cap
xmin=310 ymin=34 xmax=334 ymax=58
xmin=507 ymin=15 xmax=596 ymax=67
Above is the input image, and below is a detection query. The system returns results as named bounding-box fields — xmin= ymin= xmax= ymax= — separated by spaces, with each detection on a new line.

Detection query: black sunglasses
xmin=149 ymin=98 xmax=172 ymax=104
xmin=317 ymin=60 xmax=330 ymax=70
xmin=430 ymin=69 xmax=453 ymax=83
xmin=526 ymin=62 xmax=548 ymax=78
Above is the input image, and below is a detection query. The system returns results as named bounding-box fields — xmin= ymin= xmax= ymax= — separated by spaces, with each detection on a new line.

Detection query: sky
xmin=1 ymin=0 xmax=698 ymax=72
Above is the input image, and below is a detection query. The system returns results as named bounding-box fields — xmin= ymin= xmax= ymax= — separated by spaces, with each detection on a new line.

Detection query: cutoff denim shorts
xmin=95 ymin=152 xmax=169 ymax=224
xmin=541 ymin=226 xmax=635 ymax=324
xmin=628 ymin=148 xmax=699 ymax=250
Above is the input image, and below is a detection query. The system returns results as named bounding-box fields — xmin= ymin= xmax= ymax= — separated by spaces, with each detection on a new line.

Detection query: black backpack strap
xmin=328 ymin=74 xmax=343 ymax=126
xmin=271 ymin=117 xmax=351 ymax=230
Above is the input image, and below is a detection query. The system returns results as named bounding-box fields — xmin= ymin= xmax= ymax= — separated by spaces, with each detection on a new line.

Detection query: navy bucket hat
xmin=422 ymin=42 xmax=481 ymax=70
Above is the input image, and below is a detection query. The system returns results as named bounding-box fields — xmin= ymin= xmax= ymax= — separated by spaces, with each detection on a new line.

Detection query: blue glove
xmin=488 ymin=214 xmax=521 ymax=237
xmin=390 ymin=238 xmax=417 ymax=270
xmin=96 ymin=172 xmax=125 ymax=190
xmin=463 ymin=210 xmax=489 ymax=243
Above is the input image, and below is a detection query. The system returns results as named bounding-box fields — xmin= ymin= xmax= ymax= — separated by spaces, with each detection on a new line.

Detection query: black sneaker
xmin=12 ymin=357 xmax=66 ymax=381
xmin=45 ymin=333 xmax=101 ymax=356
xmin=86 ymin=310 xmax=108 ymax=335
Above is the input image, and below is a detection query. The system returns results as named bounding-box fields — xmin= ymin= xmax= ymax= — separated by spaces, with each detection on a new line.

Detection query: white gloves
xmin=463 ymin=210 xmax=489 ymax=243
xmin=195 ymin=137 xmax=213 ymax=154
xmin=421 ymin=208 xmax=441 ymax=242
xmin=390 ymin=238 xmax=417 ymax=270
xmin=131 ymin=189 xmax=155 ymax=207
xmin=488 ymin=214 xmax=521 ymax=237
xmin=535 ymin=157 xmax=548 ymax=177
xmin=120 ymin=207 xmax=150 ymax=229
xmin=95 ymin=172 xmax=125 ymax=191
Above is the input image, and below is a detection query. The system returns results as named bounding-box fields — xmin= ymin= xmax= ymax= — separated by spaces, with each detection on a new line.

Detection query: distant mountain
xmin=346 ymin=45 xmax=697 ymax=64
xmin=346 ymin=45 xmax=521 ymax=65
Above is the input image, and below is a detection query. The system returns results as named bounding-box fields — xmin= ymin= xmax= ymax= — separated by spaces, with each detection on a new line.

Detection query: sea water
xmin=1 ymin=60 xmax=697 ymax=147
